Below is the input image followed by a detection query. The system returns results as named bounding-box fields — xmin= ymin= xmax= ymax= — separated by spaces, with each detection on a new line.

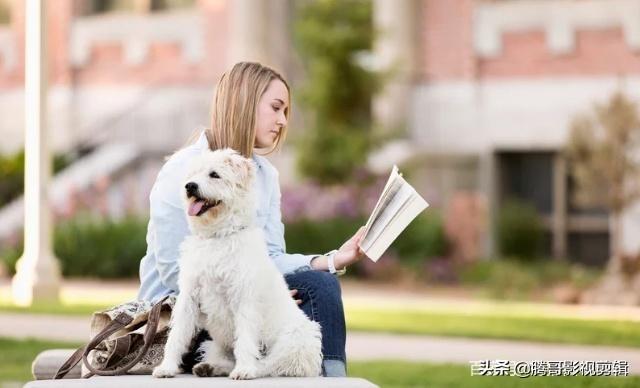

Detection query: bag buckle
xmin=114 ymin=312 xmax=133 ymax=326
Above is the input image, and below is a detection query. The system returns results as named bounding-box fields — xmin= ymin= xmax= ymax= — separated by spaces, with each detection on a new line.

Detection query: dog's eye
xmin=209 ymin=171 xmax=220 ymax=179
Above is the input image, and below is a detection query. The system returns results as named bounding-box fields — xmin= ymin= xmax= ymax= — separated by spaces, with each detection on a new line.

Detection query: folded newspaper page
xmin=358 ymin=165 xmax=429 ymax=262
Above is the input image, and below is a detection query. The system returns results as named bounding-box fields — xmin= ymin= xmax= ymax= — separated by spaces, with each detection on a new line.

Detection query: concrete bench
xmin=26 ymin=349 xmax=379 ymax=388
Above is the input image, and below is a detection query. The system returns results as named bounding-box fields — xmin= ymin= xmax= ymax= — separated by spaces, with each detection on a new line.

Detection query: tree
xmin=293 ymin=0 xmax=378 ymax=185
xmin=567 ymin=92 xmax=640 ymax=270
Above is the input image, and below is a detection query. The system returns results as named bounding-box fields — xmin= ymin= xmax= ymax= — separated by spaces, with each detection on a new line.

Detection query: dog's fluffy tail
xmin=259 ymin=319 xmax=323 ymax=377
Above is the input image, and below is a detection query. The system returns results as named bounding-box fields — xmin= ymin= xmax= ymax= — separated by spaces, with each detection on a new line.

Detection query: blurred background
xmin=3 ymin=0 xmax=640 ymax=387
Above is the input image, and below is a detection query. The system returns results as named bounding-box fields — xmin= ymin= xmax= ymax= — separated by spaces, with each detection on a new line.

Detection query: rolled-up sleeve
xmin=264 ymin=169 xmax=317 ymax=274
xmin=149 ymin=169 xmax=189 ymax=293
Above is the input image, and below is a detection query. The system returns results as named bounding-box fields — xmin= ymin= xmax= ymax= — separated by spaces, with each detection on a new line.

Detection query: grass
xmin=0 ymin=337 xmax=82 ymax=383
xmin=4 ymin=296 xmax=640 ymax=349
xmin=349 ymin=361 xmax=640 ymax=388
xmin=0 ymin=301 xmax=109 ymax=316
xmin=0 ymin=282 xmax=135 ymax=315
xmin=346 ymin=308 xmax=640 ymax=348
xmin=1 ymin=338 xmax=638 ymax=388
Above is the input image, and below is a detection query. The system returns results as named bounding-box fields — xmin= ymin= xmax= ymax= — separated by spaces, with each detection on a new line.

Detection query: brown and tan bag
xmin=54 ymin=295 xmax=175 ymax=379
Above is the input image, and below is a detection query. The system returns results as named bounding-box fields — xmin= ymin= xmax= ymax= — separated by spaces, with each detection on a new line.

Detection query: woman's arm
xmin=263 ymin=167 xmax=365 ymax=274
xmin=149 ymin=166 xmax=190 ymax=293
xmin=310 ymin=226 xmax=366 ymax=271
xmin=263 ymin=169 xmax=319 ymax=274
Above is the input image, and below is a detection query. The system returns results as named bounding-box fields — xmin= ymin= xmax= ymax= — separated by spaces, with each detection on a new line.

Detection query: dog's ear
xmin=224 ymin=151 xmax=255 ymax=190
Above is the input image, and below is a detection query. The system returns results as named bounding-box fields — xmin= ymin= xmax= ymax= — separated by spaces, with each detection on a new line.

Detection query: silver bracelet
xmin=326 ymin=250 xmax=346 ymax=276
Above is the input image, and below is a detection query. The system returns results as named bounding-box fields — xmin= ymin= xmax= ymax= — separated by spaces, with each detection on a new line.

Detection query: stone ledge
xmin=25 ymin=375 xmax=378 ymax=388
xmin=28 ymin=349 xmax=379 ymax=388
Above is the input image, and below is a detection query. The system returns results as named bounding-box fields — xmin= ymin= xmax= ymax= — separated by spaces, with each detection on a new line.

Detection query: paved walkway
xmin=2 ymin=312 xmax=640 ymax=374
xmin=4 ymin=280 xmax=640 ymax=375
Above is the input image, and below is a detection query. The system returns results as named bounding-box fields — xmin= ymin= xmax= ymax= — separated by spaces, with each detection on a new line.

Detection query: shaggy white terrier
xmin=152 ymin=148 xmax=322 ymax=380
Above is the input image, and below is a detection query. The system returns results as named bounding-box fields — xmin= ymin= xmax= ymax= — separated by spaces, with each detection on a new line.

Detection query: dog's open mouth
xmin=188 ymin=197 xmax=222 ymax=217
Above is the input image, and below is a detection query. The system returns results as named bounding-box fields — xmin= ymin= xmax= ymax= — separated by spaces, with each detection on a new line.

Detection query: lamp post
xmin=12 ymin=0 xmax=61 ymax=306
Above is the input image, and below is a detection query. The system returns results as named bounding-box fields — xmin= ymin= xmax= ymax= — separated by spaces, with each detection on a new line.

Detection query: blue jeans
xmin=182 ymin=270 xmax=347 ymax=377
xmin=285 ymin=270 xmax=347 ymax=376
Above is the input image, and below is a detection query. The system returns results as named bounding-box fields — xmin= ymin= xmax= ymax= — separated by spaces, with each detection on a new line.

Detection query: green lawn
xmin=346 ymin=308 xmax=640 ymax=348
xmin=1 ymin=338 xmax=637 ymax=388
xmin=0 ymin=301 xmax=109 ymax=316
xmin=350 ymin=361 xmax=640 ymax=388
xmin=4 ymin=298 xmax=640 ymax=349
xmin=0 ymin=337 xmax=82 ymax=382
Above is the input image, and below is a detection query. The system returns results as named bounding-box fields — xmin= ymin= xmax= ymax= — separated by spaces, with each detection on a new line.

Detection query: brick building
xmin=2 ymin=0 xmax=640 ymax=265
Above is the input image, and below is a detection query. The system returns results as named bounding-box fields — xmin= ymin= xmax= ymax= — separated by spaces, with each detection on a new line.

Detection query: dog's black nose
xmin=185 ymin=182 xmax=198 ymax=196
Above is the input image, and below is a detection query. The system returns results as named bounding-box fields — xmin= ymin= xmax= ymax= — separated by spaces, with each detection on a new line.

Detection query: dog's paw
xmin=193 ymin=361 xmax=232 ymax=377
xmin=229 ymin=364 xmax=258 ymax=380
xmin=152 ymin=363 xmax=182 ymax=378
xmin=193 ymin=362 xmax=214 ymax=377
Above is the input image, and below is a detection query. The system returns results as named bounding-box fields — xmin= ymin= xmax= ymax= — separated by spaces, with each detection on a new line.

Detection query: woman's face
xmin=254 ymin=79 xmax=289 ymax=149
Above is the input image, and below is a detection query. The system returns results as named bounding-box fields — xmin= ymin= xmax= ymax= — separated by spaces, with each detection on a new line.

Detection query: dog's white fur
xmin=152 ymin=148 xmax=322 ymax=380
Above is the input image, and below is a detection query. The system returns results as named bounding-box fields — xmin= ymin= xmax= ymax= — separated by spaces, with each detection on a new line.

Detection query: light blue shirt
xmin=137 ymin=131 xmax=317 ymax=302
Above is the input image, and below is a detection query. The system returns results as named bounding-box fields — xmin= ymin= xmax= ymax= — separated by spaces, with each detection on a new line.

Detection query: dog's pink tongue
xmin=188 ymin=200 xmax=205 ymax=216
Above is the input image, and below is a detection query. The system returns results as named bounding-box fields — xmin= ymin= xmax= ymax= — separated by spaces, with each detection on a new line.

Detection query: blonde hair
xmin=207 ymin=62 xmax=290 ymax=158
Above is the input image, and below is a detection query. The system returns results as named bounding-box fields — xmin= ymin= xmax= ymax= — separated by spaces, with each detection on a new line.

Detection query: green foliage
xmin=54 ymin=215 xmax=147 ymax=278
xmin=3 ymin=213 xmax=443 ymax=280
xmin=459 ymin=258 xmax=600 ymax=300
xmin=284 ymin=213 xmax=445 ymax=268
xmin=0 ymin=149 xmax=72 ymax=207
xmin=0 ymin=243 xmax=21 ymax=277
xmin=285 ymin=217 xmax=367 ymax=255
xmin=567 ymin=92 xmax=640 ymax=214
xmin=1 ymin=215 xmax=147 ymax=278
xmin=497 ymin=200 xmax=543 ymax=260
xmin=0 ymin=151 xmax=25 ymax=207
xmin=392 ymin=212 xmax=447 ymax=263
xmin=293 ymin=0 xmax=378 ymax=184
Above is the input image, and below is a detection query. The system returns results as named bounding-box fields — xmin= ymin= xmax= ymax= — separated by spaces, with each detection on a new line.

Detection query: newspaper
xmin=358 ymin=165 xmax=429 ymax=262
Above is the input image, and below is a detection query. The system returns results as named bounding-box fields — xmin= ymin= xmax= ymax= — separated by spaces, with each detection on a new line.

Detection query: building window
xmin=150 ymin=0 xmax=196 ymax=11
xmin=497 ymin=151 xmax=554 ymax=215
xmin=78 ymin=0 xmax=135 ymax=15
xmin=568 ymin=232 xmax=609 ymax=267
xmin=78 ymin=0 xmax=195 ymax=16
xmin=495 ymin=150 xmax=610 ymax=266
xmin=0 ymin=0 xmax=10 ymax=25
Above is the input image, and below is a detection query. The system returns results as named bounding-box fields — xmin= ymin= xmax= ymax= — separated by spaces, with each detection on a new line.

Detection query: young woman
xmin=137 ymin=62 xmax=366 ymax=377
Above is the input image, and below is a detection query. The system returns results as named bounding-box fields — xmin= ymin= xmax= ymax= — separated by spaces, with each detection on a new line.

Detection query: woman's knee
xmin=287 ymin=270 xmax=342 ymax=304
xmin=302 ymin=271 xmax=342 ymax=305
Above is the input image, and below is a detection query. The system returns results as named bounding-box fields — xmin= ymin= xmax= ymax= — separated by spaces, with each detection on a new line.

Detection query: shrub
xmin=496 ymin=200 xmax=543 ymax=260
xmin=54 ymin=215 xmax=147 ymax=278
xmin=392 ymin=212 xmax=447 ymax=264
xmin=1 ymin=215 xmax=148 ymax=278
xmin=0 ymin=241 xmax=21 ymax=276
xmin=459 ymin=258 xmax=601 ymax=300
xmin=284 ymin=212 xmax=446 ymax=273
xmin=0 ymin=149 xmax=73 ymax=207
xmin=285 ymin=217 xmax=367 ymax=256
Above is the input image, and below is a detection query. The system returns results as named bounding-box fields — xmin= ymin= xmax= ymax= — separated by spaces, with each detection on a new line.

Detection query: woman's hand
xmin=290 ymin=289 xmax=302 ymax=305
xmin=334 ymin=226 xmax=367 ymax=270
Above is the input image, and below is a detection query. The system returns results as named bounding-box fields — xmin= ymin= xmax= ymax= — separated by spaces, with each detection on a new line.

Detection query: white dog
xmin=152 ymin=148 xmax=322 ymax=380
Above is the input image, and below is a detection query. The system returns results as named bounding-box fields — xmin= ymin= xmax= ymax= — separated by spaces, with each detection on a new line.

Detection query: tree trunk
xmin=608 ymin=210 xmax=623 ymax=273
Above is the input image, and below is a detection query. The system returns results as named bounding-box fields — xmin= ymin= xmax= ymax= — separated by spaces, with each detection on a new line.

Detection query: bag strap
xmin=53 ymin=311 xmax=133 ymax=379
xmin=105 ymin=335 xmax=132 ymax=368
xmin=81 ymin=295 xmax=167 ymax=376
